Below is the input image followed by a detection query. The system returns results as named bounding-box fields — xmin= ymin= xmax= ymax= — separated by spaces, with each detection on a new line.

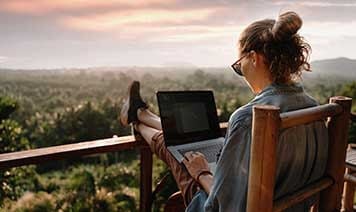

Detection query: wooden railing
xmin=0 ymin=113 xmax=354 ymax=211
xmin=0 ymin=123 xmax=227 ymax=212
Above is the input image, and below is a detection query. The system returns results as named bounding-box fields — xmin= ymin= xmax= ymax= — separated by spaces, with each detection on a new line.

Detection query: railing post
xmin=247 ymin=105 xmax=280 ymax=212
xmin=140 ymin=145 xmax=153 ymax=212
xmin=319 ymin=96 xmax=352 ymax=211
xmin=343 ymin=168 xmax=355 ymax=211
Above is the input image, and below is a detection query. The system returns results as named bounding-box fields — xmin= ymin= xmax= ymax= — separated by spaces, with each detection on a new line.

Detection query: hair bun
xmin=272 ymin=11 xmax=302 ymax=41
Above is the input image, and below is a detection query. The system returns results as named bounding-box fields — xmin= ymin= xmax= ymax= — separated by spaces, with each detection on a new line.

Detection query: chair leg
xmin=310 ymin=194 xmax=319 ymax=212
xmin=164 ymin=191 xmax=185 ymax=212
xmin=344 ymin=168 xmax=356 ymax=212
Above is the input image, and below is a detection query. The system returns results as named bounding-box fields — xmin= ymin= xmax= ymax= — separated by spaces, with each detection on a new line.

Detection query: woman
xmin=120 ymin=11 xmax=328 ymax=211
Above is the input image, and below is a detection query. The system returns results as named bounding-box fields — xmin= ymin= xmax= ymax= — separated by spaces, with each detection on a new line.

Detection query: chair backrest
xmin=246 ymin=96 xmax=352 ymax=212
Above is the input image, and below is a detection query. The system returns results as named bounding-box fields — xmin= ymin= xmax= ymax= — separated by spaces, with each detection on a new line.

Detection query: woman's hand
xmin=182 ymin=151 xmax=211 ymax=181
xmin=183 ymin=151 xmax=214 ymax=194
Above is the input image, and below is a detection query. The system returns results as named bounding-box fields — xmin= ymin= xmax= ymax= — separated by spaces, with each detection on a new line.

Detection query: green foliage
xmin=0 ymin=167 xmax=39 ymax=204
xmin=59 ymin=169 xmax=96 ymax=211
xmin=341 ymin=81 xmax=356 ymax=100
xmin=68 ymin=170 xmax=96 ymax=197
xmin=27 ymin=100 xmax=126 ymax=148
xmin=92 ymin=188 xmax=115 ymax=212
xmin=32 ymin=164 xmax=139 ymax=212
xmin=0 ymin=97 xmax=37 ymax=206
xmin=0 ymin=69 xmax=355 ymax=211
xmin=0 ymin=120 xmax=29 ymax=153
xmin=114 ymin=193 xmax=136 ymax=211
xmin=0 ymin=96 xmax=29 ymax=153
xmin=304 ymin=83 xmax=343 ymax=104
xmin=0 ymin=96 xmax=18 ymax=121
xmin=97 ymin=163 xmax=139 ymax=191
xmin=152 ymin=158 xmax=178 ymax=212
xmin=5 ymin=192 xmax=55 ymax=212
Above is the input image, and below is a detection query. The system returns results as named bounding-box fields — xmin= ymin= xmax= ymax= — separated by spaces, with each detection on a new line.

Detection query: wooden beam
xmin=345 ymin=148 xmax=356 ymax=169
xmin=0 ymin=122 xmax=229 ymax=170
xmin=343 ymin=169 xmax=356 ymax=211
xmin=0 ymin=136 xmax=137 ymax=169
xmin=280 ymin=103 xmax=342 ymax=129
xmin=140 ymin=147 xmax=153 ymax=212
xmin=319 ymin=96 xmax=352 ymax=211
xmin=247 ymin=105 xmax=280 ymax=212
xmin=273 ymin=177 xmax=333 ymax=212
xmin=344 ymin=171 xmax=356 ymax=183
xmin=0 ymin=122 xmax=229 ymax=211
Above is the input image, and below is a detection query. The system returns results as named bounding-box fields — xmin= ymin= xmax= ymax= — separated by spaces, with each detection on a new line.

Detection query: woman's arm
xmin=183 ymin=151 xmax=214 ymax=194
xmin=198 ymin=173 xmax=214 ymax=194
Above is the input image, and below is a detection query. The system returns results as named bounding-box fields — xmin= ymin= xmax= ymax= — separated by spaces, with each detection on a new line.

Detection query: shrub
xmin=9 ymin=192 xmax=55 ymax=212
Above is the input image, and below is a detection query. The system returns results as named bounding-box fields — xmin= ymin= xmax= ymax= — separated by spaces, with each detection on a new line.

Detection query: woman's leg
xmin=133 ymin=108 xmax=162 ymax=148
xmin=137 ymin=108 xmax=162 ymax=130
xmin=120 ymin=81 xmax=199 ymax=205
xmin=135 ymin=121 xmax=199 ymax=206
xmin=135 ymin=121 xmax=160 ymax=148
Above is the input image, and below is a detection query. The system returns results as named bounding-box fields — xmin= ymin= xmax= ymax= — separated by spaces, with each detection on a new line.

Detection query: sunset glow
xmin=1 ymin=0 xmax=176 ymax=14
xmin=1 ymin=0 xmax=355 ymax=68
xmin=61 ymin=8 xmax=220 ymax=31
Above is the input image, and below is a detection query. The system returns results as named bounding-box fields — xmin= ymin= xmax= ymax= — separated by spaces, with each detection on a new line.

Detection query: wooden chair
xmin=342 ymin=113 xmax=356 ymax=212
xmin=160 ymin=96 xmax=352 ymax=211
xmin=247 ymin=96 xmax=351 ymax=212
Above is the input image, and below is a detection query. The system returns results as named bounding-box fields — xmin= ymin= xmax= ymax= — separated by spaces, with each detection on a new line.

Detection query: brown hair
xmin=239 ymin=11 xmax=311 ymax=83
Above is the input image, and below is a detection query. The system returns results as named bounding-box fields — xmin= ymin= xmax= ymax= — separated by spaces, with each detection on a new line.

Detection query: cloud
xmin=0 ymin=0 xmax=231 ymax=40
xmin=0 ymin=56 xmax=8 ymax=64
xmin=2 ymin=0 xmax=356 ymax=68
xmin=273 ymin=1 xmax=356 ymax=7
xmin=60 ymin=8 xmax=222 ymax=31
xmin=302 ymin=21 xmax=356 ymax=40
xmin=146 ymin=25 xmax=243 ymax=43
xmin=0 ymin=0 xmax=176 ymax=15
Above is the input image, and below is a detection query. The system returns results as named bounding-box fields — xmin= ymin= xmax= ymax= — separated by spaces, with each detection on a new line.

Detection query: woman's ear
xmin=251 ymin=51 xmax=267 ymax=69
xmin=250 ymin=50 xmax=257 ymax=66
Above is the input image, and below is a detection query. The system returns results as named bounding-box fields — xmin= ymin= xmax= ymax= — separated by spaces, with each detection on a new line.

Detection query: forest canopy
xmin=0 ymin=67 xmax=355 ymax=211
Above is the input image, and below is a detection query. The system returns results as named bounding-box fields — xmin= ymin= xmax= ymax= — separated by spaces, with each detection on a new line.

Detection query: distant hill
xmin=1 ymin=57 xmax=355 ymax=79
xmin=310 ymin=57 xmax=356 ymax=78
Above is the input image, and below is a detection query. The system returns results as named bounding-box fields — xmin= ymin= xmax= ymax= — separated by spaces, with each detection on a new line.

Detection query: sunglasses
xmin=231 ymin=53 xmax=249 ymax=76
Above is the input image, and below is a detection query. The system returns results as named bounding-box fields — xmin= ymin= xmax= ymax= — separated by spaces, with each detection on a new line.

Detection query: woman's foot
xmin=120 ymin=81 xmax=148 ymax=126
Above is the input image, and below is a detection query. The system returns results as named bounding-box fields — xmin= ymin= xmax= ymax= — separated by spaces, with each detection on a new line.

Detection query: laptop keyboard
xmin=178 ymin=143 xmax=221 ymax=163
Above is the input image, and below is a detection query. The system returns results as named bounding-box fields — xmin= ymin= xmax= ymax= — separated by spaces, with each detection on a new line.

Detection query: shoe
xmin=120 ymin=81 xmax=148 ymax=126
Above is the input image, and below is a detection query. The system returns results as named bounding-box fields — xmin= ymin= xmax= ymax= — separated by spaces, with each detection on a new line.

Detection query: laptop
xmin=157 ymin=90 xmax=224 ymax=174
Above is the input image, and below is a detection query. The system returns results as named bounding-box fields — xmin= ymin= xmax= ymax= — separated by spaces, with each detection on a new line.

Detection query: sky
xmin=1 ymin=0 xmax=356 ymax=69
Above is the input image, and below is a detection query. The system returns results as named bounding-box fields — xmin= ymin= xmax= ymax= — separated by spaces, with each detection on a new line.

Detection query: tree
xmin=0 ymin=96 xmax=18 ymax=121
xmin=0 ymin=96 xmax=37 ymax=205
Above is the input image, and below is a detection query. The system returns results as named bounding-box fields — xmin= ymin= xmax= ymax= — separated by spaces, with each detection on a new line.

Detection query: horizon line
xmin=0 ymin=56 xmax=353 ymax=71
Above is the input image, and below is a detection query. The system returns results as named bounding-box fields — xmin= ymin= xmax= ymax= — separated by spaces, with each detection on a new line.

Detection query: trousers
xmin=151 ymin=131 xmax=199 ymax=206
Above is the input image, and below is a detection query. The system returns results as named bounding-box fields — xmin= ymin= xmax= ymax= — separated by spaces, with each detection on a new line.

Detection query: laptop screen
xmin=157 ymin=91 xmax=221 ymax=146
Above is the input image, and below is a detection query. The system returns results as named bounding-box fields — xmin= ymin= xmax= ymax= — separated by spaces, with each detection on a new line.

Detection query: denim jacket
xmin=186 ymin=82 xmax=329 ymax=212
